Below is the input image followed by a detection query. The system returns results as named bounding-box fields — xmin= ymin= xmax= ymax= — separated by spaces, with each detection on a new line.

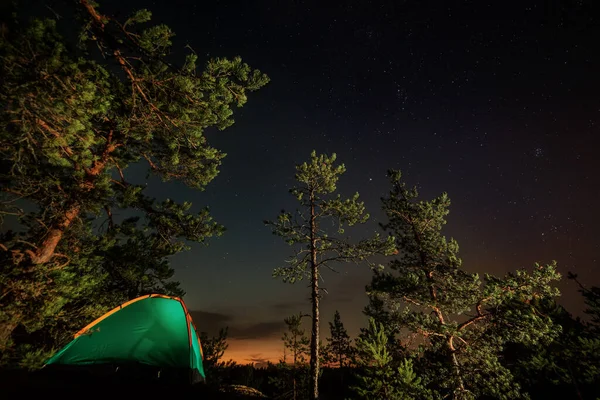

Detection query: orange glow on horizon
xmin=223 ymin=337 xmax=283 ymax=366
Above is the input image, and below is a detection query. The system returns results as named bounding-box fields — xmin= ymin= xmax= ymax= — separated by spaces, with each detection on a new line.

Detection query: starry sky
xmin=43 ymin=0 xmax=600 ymax=364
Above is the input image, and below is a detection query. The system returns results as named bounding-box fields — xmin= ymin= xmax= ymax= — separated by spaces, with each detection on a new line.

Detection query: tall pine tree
xmin=265 ymin=151 xmax=395 ymax=399
xmin=0 ymin=0 xmax=268 ymax=364
xmin=369 ymin=170 xmax=562 ymax=399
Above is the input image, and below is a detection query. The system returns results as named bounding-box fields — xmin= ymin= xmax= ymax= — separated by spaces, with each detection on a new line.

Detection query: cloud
xmin=190 ymin=309 xmax=286 ymax=341
xmin=245 ymin=353 xmax=271 ymax=368
xmin=229 ymin=320 xmax=286 ymax=340
xmin=189 ymin=310 xmax=233 ymax=335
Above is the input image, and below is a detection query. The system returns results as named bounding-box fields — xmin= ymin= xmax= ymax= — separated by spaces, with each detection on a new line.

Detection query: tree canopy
xmin=266 ymin=151 xmax=395 ymax=400
xmin=367 ymin=170 xmax=562 ymax=399
xmin=0 ymin=0 xmax=268 ymax=365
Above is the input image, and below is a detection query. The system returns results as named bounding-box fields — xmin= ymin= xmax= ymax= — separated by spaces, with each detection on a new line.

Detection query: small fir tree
xmin=324 ymin=310 xmax=354 ymax=368
xmin=199 ymin=327 xmax=236 ymax=387
xmin=283 ymin=313 xmax=311 ymax=367
xmin=352 ymin=318 xmax=435 ymax=400
xmin=360 ymin=294 xmax=406 ymax=362
xmin=269 ymin=313 xmax=311 ymax=400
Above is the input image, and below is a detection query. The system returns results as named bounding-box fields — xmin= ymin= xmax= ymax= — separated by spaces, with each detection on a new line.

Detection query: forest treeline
xmin=0 ymin=1 xmax=598 ymax=400
xmin=200 ymin=279 xmax=600 ymax=400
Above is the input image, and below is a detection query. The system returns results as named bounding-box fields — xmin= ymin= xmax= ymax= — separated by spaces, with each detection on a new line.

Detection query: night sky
xmin=64 ymin=0 xmax=600 ymax=364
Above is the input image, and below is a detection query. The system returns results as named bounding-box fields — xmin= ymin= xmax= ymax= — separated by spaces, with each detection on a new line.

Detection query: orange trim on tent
xmin=178 ymin=297 xmax=204 ymax=359
xmin=74 ymin=294 xmax=182 ymax=338
xmin=194 ymin=321 xmax=204 ymax=359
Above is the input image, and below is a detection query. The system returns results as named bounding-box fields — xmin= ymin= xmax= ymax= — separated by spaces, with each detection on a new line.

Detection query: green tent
xmin=45 ymin=294 xmax=205 ymax=384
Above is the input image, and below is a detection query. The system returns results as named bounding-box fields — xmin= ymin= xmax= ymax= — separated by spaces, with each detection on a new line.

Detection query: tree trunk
xmin=449 ymin=336 xmax=466 ymax=398
xmin=293 ymin=334 xmax=297 ymax=400
xmin=310 ymin=261 xmax=319 ymax=400
xmin=26 ymin=129 xmax=115 ymax=265
xmin=309 ymin=192 xmax=320 ymax=400
xmin=339 ymin=351 xmax=344 ymax=387
xmin=29 ymin=203 xmax=81 ymax=264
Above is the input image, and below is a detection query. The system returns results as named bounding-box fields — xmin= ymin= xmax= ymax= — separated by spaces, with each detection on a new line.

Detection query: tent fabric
xmin=45 ymin=294 xmax=205 ymax=383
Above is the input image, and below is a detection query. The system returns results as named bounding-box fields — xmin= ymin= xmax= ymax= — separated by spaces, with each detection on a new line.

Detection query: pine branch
xmin=457 ymin=296 xmax=493 ymax=331
xmin=79 ymin=0 xmax=176 ymax=129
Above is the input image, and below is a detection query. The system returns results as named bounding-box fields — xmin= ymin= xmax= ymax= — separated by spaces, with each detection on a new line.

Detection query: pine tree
xmin=200 ymin=327 xmax=232 ymax=370
xmin=571 ymin=277 xmax=600 ymax=391
xmin=569 ymin=273 xmax=600 ymax=333
xmin=506 ymin=299 xmax=599 ymax=400
xmin=511 ymin=274 xmax=600 ymax=399
xmin=269 ymin=313 xmax=311 ymax=400
xmin=283 ymin=313 xmax=311 ymax=367
xmin=369 ymin=170 xmax=562 ymax=399
xmin=360 ymin=294 xmax=406 ymax=362
xmin=351 ymin=318 xmax=435 ymax=400
xmin=283 ymin=313 xmax=311 ymax=400
xmin=199 ymin=327 xmax=236 ymax=387
xmin=265 ymin=151 xmax=395 ymax=400
xmin=324 ymin=310 xmax=354 ymax=368
xmin=0 ymin=0 xmax=268 ymax=363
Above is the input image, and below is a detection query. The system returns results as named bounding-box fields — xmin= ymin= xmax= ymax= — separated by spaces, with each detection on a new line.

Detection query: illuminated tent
xmin=45 ymin=294 xmax=205 ymax=385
